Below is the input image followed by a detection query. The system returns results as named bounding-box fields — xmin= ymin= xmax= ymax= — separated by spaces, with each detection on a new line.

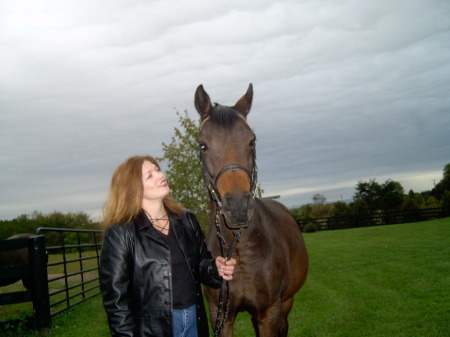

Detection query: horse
xmin=194 ymin=84 xmax=309 ymax=337
xmin=0 ymin=233 xmax=35 ymax=290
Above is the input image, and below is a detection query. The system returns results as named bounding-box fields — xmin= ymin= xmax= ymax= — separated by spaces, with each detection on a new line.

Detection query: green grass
xmin=1 ymin=296 xmax=108 ymax=337
xmin=1 ymin=218 xmax=449 ymax=336
xmin=288 ymin=217 xmax=450 ymax=337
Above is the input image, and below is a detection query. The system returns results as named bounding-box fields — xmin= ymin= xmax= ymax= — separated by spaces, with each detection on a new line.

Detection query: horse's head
xmin=195 ymin=84 xmax=257 ymax=229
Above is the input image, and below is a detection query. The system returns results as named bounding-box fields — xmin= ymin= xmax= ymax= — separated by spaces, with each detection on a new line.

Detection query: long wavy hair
xmin=102 ymin=155 xmax=184 ymax=227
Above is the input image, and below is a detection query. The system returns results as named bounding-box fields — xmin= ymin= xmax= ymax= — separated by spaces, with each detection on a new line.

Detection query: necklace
xmin=143 ymin=210 xmax=170 ymax=232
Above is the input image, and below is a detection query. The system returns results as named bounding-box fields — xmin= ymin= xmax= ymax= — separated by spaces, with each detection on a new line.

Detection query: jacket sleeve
xmin=186 ymin=212 xmax=222 ymax=289
xmin=99 ymin=225 xmax=135 ymax=337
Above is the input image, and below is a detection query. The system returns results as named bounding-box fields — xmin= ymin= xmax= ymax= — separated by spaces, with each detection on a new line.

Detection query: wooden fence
xmin=296 ymin=207 xmax=450 ymax=231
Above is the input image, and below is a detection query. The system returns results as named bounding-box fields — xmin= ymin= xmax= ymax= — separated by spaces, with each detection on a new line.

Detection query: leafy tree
xmin=290 ymin=204 xmax=313 ymax=221
xmin=307 ymin=193 xmax=330 ymax=218
xmin=402 ymin=190 xmax=423 ymax=211
xmin=424 ymin=196 xmax=440 ymax=208
xmin=330 ymin=201 xmax=352 ymax=218
xmin=310 ymin=204 xmax=332 ymax=219
xmin=312 ymin=193 xmax=326 ymax=205
xmin=432 ymin=163 xmax=450 ymax=200
xmin=445 ymin=163 xmax=450 ymax=176
xmin=289 ymin=207 xmax=302 ymax=220
xmin=354 ymin=178 xmax=404 ymax=213
xmin=158 ymin=110 xmax=209 ymax=226
xmin=0 ymin=211 xmax=100 ymax=239
xmin=441 ymin=190 xmax=450 ymax=209
xmin=328 ymin=201 xmax=352 ymax=229
xmin=353 ymin=179 xmax=382 ymax=212
xmin=379 ymin=179 xmax=404 ymax=212
xmin=349 ymin=198 xmax=370 ymax=215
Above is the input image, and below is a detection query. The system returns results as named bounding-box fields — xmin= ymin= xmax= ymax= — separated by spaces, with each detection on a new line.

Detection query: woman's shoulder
xmin=104 ymin=221 xmax=136 ymax=236
xmin=178 ymin=210 xmax=204 ymax=232
xmin=178 ymin=209 xmax=199 ymax=224
xmin=183 ymin=209 xmax=195 ymax=218
xmin=103 ymin=221 xmax=137 ymax=250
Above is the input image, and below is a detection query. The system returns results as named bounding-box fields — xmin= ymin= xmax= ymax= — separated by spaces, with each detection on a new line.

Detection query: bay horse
xmin=194 ymin=84 xmax=309 ymax=337
xmin=0 ymin=233 xmax=35 ymax=290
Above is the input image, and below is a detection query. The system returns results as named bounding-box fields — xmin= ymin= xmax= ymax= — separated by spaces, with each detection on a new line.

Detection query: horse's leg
xmin=207 ymin=301 xmax=219 ymax=329
xmin=251 ymin=315 xmax=260 ymax=337
xmin=221 ymin=311 xmax=237 ymax=337
xmin=277 ymin=297 xmax=294 ymax=337
xmin=257 ymin=303 xmax=281 ymax=337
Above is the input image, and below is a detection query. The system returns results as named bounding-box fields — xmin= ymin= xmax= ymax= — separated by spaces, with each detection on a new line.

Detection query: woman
xmin=100 ymin=155 xmax=236 ymax=337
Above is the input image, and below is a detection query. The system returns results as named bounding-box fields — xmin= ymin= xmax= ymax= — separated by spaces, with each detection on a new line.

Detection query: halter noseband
xmin=213 ymin=163 xmax=257 ymax=198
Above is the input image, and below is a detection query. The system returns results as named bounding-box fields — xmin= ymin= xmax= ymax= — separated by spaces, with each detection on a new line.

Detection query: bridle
xmin=199 ymin=115 xmax=258 ymax=336
xmin=201 ymin=160 xmax=258 ymax=231
xmin=199 ymin=113 xmax=258 ymax=225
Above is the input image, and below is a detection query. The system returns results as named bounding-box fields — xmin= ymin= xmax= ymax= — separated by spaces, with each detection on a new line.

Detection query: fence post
xmin=28 ymin=235 xmax=51 ymax=334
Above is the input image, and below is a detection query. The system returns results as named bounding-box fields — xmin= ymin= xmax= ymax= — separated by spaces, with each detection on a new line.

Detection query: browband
xmin=200 ymin=113 xmax=247 ymax=129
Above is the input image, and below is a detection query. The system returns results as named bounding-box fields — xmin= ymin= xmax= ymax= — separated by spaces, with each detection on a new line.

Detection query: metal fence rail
xmin=35 ymin=227 xmax=102 ymax=317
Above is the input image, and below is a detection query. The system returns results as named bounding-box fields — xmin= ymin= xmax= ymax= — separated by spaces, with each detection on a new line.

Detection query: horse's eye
xmin=199 ymin=143 xmax=208 ymax=152
xmin=249 ymin=139 xmax=256 ymax=148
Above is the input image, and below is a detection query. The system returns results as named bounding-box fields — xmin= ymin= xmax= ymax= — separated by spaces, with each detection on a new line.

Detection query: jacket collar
xmin=135 ymin=210 xmax=151 ymax=230
xmin=135 ymin=209 xmax=185 ymax=238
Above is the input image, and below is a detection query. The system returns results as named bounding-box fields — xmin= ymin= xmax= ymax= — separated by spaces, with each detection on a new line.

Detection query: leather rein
xmin=199 ymin=117 xmax=258 ymax=337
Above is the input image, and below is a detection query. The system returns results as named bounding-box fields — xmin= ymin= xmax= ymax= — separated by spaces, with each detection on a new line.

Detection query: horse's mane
xmin=209 ymin=103 xmax=242 ymax=128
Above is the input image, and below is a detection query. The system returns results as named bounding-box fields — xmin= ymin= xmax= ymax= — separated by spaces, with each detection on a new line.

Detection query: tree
xmin=441 ymin=190 xmax=450 ymax=209
xmin=328 ymin=201 xmax=352 ymax=229
xmin=379 ymin=179 xmax=404 ymax=212
xmin=353 ymin=179 xmax=382 ymax=212
xmin=290 ymin=204 xmax=313 ymax=221
xmin=432 ymin=163 xmax=450 ymax=200
xmin=424 ymin=195 xmax=440 ymax=208
xmin=312 ymin=193 xmax=326 ymax=205
xmin=310 ymin=203 xmax=332 ymax=219
xmin=158 ymin=110 xmax=209 ymax=225
xmin=0 ymin=211 xmax=100 ymax=239
xmin=353 ymin=178 xmax=404 ymax=213
xmin=402 ymin=190 xmax=423 ymax=211
xmin=330 ymin=201 xmax=352 ymax=218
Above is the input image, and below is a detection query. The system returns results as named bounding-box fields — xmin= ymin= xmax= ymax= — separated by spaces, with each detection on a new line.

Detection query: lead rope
xmin=213 ymin=228 xmax=242 ymax=337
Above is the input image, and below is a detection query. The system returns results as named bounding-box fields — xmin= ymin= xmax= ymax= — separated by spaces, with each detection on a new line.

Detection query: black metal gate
xmin=35 ymin=227 xmax=102 ymax=317
xmin=0 ymin=235 xmax=51 ymax=333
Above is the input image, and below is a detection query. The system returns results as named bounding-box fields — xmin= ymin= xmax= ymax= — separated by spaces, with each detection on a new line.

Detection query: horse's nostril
xmin=222 ymin=195 xmax=232 ymax=211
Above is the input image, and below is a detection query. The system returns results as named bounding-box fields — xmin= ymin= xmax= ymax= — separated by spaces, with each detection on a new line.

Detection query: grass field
xmin=1 ymin=217 xmax=449 ymax=336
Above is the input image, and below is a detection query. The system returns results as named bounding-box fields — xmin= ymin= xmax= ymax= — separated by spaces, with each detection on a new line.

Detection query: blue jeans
xmin=172 ymin=304 xmax=198 ymax=337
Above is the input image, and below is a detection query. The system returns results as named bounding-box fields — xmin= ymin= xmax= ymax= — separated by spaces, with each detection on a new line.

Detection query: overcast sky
xmin=1 ymin=0 xmax=449 ymax=220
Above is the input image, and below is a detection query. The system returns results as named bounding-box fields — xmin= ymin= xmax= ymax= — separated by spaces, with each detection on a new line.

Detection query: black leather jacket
xmin=100 ymin=211 xmax=221 ymax=337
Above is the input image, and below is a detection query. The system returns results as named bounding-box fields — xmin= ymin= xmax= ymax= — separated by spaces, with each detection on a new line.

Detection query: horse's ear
xmin=194 ymin=84 xmax=213 ymax=121
xmin=233 ymin=83 xmax=253 ymax=117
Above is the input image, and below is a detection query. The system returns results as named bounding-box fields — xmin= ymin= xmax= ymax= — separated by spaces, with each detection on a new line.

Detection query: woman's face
xmin=141 ymin=160 xmax=170 ymax=203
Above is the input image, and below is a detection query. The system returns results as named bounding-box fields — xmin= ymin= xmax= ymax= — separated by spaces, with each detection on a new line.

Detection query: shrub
xmin=303 ymin=222 xmax=318 ymax=233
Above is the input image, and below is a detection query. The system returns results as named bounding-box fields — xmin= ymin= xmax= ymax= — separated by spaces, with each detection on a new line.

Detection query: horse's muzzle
xmin=221 ymin=192 xmax=255 ymax=228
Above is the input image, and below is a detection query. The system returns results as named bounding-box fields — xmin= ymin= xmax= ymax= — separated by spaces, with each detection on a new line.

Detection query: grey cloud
xmin=0 ymin=0 xmax=449 ymax=220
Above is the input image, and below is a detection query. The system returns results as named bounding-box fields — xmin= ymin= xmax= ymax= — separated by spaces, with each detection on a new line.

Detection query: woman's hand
xmin=215 ymin=257 xmax=237 ymax=281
